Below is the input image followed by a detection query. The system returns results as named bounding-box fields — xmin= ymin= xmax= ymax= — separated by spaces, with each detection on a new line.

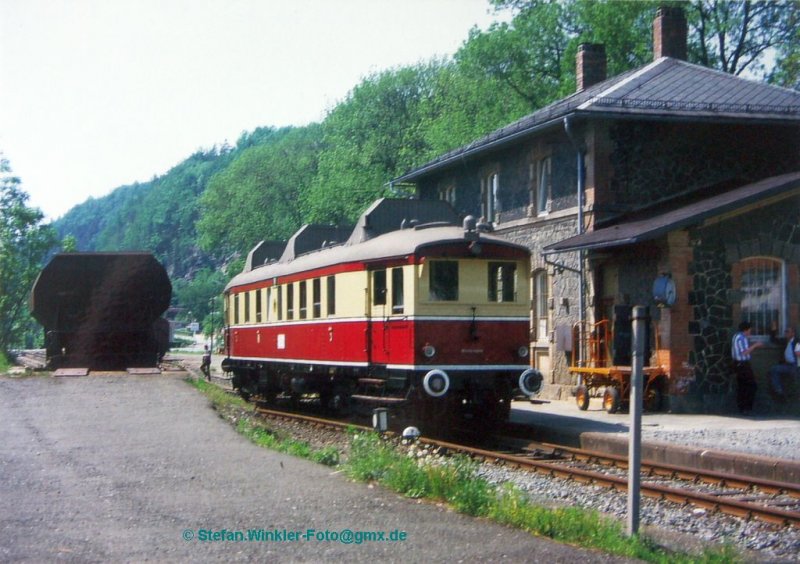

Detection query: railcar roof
xmin=225 ymin=224 xmax=527 ymax=291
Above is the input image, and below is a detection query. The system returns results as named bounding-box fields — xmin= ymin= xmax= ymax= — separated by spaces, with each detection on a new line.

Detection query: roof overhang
xmin=543 ymin=171 xmax=800 ymax=255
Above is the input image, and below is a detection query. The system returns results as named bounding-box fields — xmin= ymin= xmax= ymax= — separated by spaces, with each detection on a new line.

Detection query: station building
xmin=393 ymin=7 xmax=800 ymax=413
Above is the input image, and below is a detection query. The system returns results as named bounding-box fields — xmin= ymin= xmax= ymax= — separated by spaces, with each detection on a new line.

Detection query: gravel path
xmin=0 ymin=373 xmax=634 ymax=563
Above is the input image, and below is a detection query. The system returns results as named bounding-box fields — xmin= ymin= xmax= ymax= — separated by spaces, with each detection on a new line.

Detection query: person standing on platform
xmin=732 ymin=321 xmax=763 ymax=414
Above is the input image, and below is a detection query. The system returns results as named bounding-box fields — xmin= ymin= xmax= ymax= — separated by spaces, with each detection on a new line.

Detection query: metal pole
xmin=628 ymin=305 xmax=646 ymax=536
xmin=209 ymin=297 xmax=214 ymax=353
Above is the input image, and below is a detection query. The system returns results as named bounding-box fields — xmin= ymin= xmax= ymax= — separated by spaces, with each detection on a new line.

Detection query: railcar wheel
xmin=575 ymin=385 xmax=590 ymax=411
xmin=602 ymin=387 xmax=621 ymax=414
xmin=644 ymin=385 xmax=663 ymax=412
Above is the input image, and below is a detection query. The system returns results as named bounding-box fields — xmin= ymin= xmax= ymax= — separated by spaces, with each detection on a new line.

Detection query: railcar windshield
xmin=429 ymin=261 xmax=459 ymax=301
xmin=423 ymin=257 xmax=528 ymax=307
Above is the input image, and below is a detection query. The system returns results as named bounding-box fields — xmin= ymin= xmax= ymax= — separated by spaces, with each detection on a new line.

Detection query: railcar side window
xmin=430 ymin=261 xmax=458 ymax=301
xmin=392 ymin=267 xmax=404 ymax=313
xmin=313 ymin=278 xmax=321 ymax=318
xmin=244 ymin=292 xmax=250 ymax=323
xmin=234 ymin=294 xmax=240 ymax=325
xmin=373 ymin=270 xmax=387 ymax=306
xmin=488 ymin=262 xmax=517 ymax=302
xmin=276 ymin=286 xmax=283 ymax=321
xmin=287 ymin=284 xmax=294 ymax=320
xmin=255 ymin=289 xmax=262 ymax=323
xmin=327 ymin=276 xmax=336 ymax=316
xmin=299 ymin=280 xmax=308 ymax=319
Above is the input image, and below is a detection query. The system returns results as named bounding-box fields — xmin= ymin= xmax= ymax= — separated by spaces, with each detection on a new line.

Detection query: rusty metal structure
xmin=30 ymin=252 xmax=171 ymax=370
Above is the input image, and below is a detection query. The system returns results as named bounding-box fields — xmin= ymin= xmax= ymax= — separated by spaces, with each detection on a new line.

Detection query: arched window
xmin=733 ymin=257 xmax=785 ymax=338
xmin=532 ymin=269 xmax=550 ymax=342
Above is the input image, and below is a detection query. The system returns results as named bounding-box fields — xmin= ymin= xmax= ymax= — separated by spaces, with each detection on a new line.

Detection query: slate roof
xmin=542 ymin=171 xmax=800 ymax=254
xmin=394 ymin=57 xmax=800 ymax=183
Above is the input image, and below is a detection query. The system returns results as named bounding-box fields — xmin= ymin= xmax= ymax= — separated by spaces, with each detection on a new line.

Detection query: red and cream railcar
xmin=222 ymin=199 xmax=541 ymax=427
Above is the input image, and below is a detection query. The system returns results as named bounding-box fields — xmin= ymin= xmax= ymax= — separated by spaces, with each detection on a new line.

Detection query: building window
xmin=373 ymin=269 xmax=387 ymax=306
xmin=429 ymin=261 xmax=458 ymax=301
xmin=392 ymin=267 xmax=404 ymax=314
xmin=480 ymin=171 xmax=499 ymax=222
xmin=532 ymin=270 xmax=550 ymax=341
xmin=488 ymin=262 xmax=517 ymax=302
xmin=312 ymin=278 xmax=321 ymax=318
xmin=530 ymin=156 xmax=551 ymax=216
xmin=736 ymin=257 xmax=785 ymax=338
xmin=438 ymin=184 xmax=456 ymax=205
xmin=327 ymin=276 xmax=336 ymax=316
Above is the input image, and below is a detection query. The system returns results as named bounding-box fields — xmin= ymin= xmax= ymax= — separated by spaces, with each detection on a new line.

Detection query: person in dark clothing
xmin=731 ymin=321 xmax=763 ymax=414
xmin=201 ymin=345 xmax=211 ymax=381
xmin=768 ymin=326 xmax=799 ymax=402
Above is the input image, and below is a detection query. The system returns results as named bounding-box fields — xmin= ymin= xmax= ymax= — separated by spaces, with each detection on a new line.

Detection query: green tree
xmin=61 ymin=234 xmax=78 ymax=252
xmin=466 ymin=0 xmax=798 ymax=113
xmin=688 ymin=0 xmax=799 ymax=80
xmin=303 ymin=64 xmax=442 ymax=225
xmin=458 ymin=1 xmax=657 ymax=109
xmin=171 ymin=267 xmax=227 ymax=323
xmin=197 ymin=125 xmax=321 ymax=258
xmin=0 ymin=155 xmax=58 ymax=353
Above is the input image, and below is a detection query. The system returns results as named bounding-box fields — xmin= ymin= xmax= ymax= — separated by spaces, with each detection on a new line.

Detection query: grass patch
xmin=0 ymin=352 xmax=10 ymax=374
xmin=343 ymin=431 xmax=740 ymax=564
xmin=187 ymin=376 xmax=254 ymax=414
xmin=187 ymin=376 xmax=339 ymax=467
xmin=236 ymin=418 xmax=340 ymax=467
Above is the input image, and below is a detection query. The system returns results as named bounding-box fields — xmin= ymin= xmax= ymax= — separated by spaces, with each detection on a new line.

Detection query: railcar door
xmin=366 ymin=265 xmax=413 ymax=366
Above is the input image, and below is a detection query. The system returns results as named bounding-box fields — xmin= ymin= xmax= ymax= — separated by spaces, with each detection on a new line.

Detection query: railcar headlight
xmin=519 ymin=368 xmax=543 ymax=397
xmin=423 ymin=369 xmax=450 ymax=398
xmin=422 ymin=344 xmax=436 ymax=358
xmin=517 ymin=345 xmax=529 ymax=358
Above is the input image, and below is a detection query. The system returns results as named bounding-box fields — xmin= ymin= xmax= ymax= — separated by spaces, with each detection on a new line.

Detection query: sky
xmin=0 ymin=0 xmax=506 ymax=220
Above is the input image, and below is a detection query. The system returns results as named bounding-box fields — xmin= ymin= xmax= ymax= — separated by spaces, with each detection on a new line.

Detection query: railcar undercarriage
xmin=222 ymin=358 xmax=538 ymax=432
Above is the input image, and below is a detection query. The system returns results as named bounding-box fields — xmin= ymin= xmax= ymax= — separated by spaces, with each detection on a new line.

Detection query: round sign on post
xmin=652 ymin=274 xmax=676 ymax=307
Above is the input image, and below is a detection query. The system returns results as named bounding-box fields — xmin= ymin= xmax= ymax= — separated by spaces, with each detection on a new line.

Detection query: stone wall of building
xmin=684 ymin=197 xmax=800 ymax=412
xmin=499 ymin=216 xmax=583 ymax=398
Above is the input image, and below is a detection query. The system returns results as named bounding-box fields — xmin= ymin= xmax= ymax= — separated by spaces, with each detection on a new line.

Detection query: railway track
xmin=251 ymin=404 xmax=800 ymax=529
xmin=184 ymin=364 xmax=800 ymax=530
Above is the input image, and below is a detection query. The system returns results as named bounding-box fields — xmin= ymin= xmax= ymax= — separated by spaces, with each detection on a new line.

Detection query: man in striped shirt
xmin=732 ymin=322 xmax=763 ymax=414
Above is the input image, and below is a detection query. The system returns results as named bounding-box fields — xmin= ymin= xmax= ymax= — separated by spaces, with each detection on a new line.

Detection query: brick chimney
xmin=576 ymin=43 xmax=606 ymax=92
xmin=653 ymin=6 xmax=687 ymax=60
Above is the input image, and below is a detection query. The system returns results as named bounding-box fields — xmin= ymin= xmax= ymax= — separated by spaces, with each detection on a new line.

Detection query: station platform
xmin=510 ymin=398 xmax=800 ymax=485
